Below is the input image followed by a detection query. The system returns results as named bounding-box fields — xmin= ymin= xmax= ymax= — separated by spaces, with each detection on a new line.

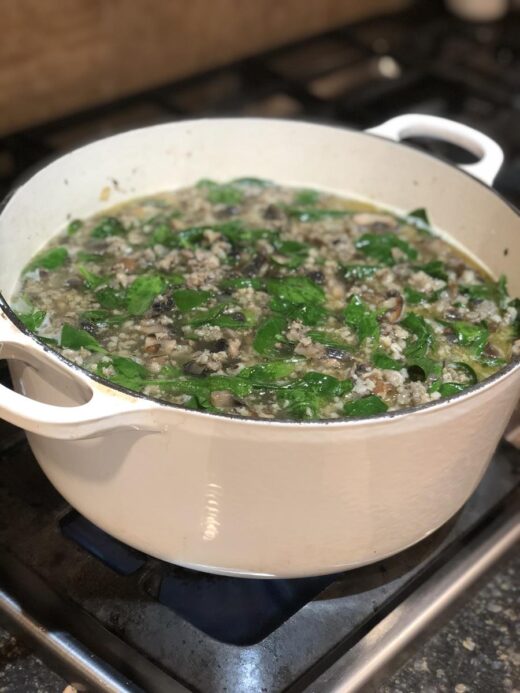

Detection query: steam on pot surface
xmin=11 ymin=178 xmax=520 ymax=420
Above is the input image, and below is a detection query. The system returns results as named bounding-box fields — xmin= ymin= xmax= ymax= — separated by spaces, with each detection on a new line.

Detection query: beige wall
xmin=0 ymin=0 xmax=408 ymax=136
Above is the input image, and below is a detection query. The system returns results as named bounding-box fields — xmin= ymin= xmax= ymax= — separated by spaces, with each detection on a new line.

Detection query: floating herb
xmin=172 ymin=289 xmax=212 ymax=313
xmin=60 ymin=324 xmax=106 ymax=353
xmin=25 ymin=247 xmax=68 ymax=273
xmin=127 ymin=274 xmax=165 ymax=316
xmin=343 ymin=394 xmax=388 ymax=417
xmin=91 ymin=217 xmax=126 ymax=239
xmin=67 ymin=219 xmax=84 ymax=236
xmin=285 ymin=207 xmax=353 ymax=222
xmin=196 ymin=179 xmax=244 ymax=205
xmin=372 ymin=350 xmax=403 ymax=370
xmin=78 ymin=265 xmax=106 ymax=290
xmin=402 ymin=208 xmax=433 ymax=235
xmin=343 ymin=264 xmax=383 ymax=281
xmin=253 ymin=316 xmax=288 ymax=356
xmin=438 ymin=319 xmax=489 ymax=357
xmin=414 ymin=260 xmax=448 ymax=281
xmin=16 ymin=307 xmax=46 ymax=332
xmin=355 ymin=233 xmax=418 ymax=265
xmin=344 ymin=295 xmax=380 ymax=345
xmin=293 ymin=189 xmax=320 ymax=206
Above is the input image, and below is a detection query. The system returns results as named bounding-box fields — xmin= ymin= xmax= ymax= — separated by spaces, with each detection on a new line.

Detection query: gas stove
xmin=0 ymin=3 xmax=519 ymax=691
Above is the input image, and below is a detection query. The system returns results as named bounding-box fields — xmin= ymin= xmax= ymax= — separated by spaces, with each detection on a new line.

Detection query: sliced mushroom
xmin=120 ymin=257 xmax=138 ymax=273
xmin=371 ymin=377 xmax=392 ymax=397
xmin=353 ymin=213 xmax=397 ymax=231
xmin=65 ymin=277 xmax=85 ymax=289
xmin=383 ymin=293 xmax=404 ymax=323
xmin=144 ymin=334 xmax=160 ymax=354
xmin=483 ymin=343 xmax=500 ymax=358
xmin=210 ymin=390 xmax=236 ymax=408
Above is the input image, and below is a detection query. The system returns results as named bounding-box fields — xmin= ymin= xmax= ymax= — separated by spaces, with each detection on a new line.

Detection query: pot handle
xmin=367 ymin=114 xmax=504 ymax=185
xmin=0 ymin=313 xmax=161 ymax=440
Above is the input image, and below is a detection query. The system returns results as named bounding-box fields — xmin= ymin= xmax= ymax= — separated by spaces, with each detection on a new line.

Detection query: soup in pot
xmin=12 ymin=178 xmax=519 ymax=420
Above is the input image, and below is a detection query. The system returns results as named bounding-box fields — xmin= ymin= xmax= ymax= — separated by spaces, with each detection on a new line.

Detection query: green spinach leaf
xmin=239 ymin=361 xmax=296 ymax=385
xmin=16 ymin=308 xmax=46 ymax=332
xmin=91 ymin=217 xmax=126 ymax=239
xmin=355 ymin=233 xmax=418 ymax=265
xmin=270 ymin=297 xmax=327 ymax=327
xmin=372 ymin=349 xmax=403 ymax=370
xmin=25 ymin=247 xmax=69 ymax=273
xmin=196 ymin=179 xmax=244 ymax=205
xmin=344 ymin=295 xmax=379 ymax=345
xmin=307 ymin=330 xmax=351 ymax=350
xmin=451 ymin=361 xmax=478 ymax=385
xmin=293 ymin=189 xmax=320 ymax=206
xmin=438 ymin=319 xmax=489 ymax=356
xmin=76 ymin=251 xmax=105 ymax=263
xmin=429 ymin=381 xmax=466 ymax=397
xmin=231 ymin=177 xmax=272 ymax=187
xmin=60 ymin=324 xmax=106 ymax=353
xmin=404 ymin=286 xmax=442 ymax=305
xmin=277 ymin=372 xmax=353 ymax=419
xmin=285 ymin=207 xmax=353 ymax=222
xmin=220 ymin=277 xmax=264 ymax=290
xmin=402 ymin=208 xmax=433 ymax=235
xmin=79 ymin=310 xmax=127 ymax=326
xmin=266 ymin=277 xmax=325 ymax=305
xmin=253 ymin=316 xmax=287 ymax=356
xmin=172 ymin=289 xmax=212 ymax=313
xmin=78 ymin=265 xmax=106 ymax=290
xmin=95 ymin=287 xmax=127 ymax=310
xmin=127 ymin=275 xmax=165 ymax=315
xmin=343 ymin=394 xmax=388 ymax=417
xmin=343 ymin=264 xmax=383 ymax=281
xmin=401 ymin=313 xmax=435 ymax=358
xmin=67 ymin=219 xmax=84 ymax=236
xmin=414 ymin=260 xmax=448 ymax=281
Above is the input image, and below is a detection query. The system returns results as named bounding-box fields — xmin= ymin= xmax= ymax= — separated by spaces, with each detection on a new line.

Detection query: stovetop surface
xmin=0 ymin=2 xmax=519 ymax=691
xmin=0 ymin=407 xmax=518 ymax=693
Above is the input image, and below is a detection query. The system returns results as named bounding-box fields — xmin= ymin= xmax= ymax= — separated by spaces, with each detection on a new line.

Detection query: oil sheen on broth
xmin=12 ymin=178 xmax=520 ymax=420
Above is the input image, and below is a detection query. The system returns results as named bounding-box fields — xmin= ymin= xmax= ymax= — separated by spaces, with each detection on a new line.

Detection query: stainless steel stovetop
xmin=0 ymin=3 xmax=519 ymax=691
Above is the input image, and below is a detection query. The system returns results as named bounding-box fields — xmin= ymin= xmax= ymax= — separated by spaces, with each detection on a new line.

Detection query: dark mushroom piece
xmin=182 ymin=360 xmax=210 ymax=376
xmin=242 ymin=254 xmax=267 ymax=277
xmin=263 ymin=204 xmax=281 ymax=220
xmin=444 ymin=308 xmax=461 ymax=321
xmin=217 ymin=206 xmax=240 ymax=218
xmin=79 ymin=320 xmax=98 ymax=335
xmin=325 ymin=347 xmax=350 ymax=361
xmin=307 ymin=271 xmax=325 ymax=284
xmin=209 ymin=338 xmax=229 ymax=353
xmin=151 ymin=293 xmax=174 ymax=317
xmin=65 ymin=277 xmax=85 ymax=289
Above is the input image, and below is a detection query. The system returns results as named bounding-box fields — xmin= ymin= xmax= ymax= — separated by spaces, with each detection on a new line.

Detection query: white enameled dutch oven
xmin=0 ymin=115 xmax=519 ymax=578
